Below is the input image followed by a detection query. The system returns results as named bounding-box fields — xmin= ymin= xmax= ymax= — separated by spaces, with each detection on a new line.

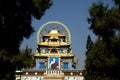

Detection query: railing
xmin=44 ymin=70 xmax=64 ymax=78
xmin=38 ymin=42 xmax=70 ymax=46
xmin=45 ymin=70 xmax=62 ymax=75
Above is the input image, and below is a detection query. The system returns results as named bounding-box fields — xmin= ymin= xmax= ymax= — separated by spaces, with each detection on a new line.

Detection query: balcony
xmin=37 ymin=42 xmax=70 ymax=46
xmin=44 ymin=70 xmax=64 ymax=79
xmin=34 ymin=53 xmax=74 ymax=58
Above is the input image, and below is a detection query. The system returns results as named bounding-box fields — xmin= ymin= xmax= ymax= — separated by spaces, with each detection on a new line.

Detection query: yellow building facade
xmin=15 ymin=21 xmax=84 ymax=80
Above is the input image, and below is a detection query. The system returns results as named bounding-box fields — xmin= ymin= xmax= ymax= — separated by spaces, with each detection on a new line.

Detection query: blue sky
xmin=20 ymin=0 xmax=113 ymax=69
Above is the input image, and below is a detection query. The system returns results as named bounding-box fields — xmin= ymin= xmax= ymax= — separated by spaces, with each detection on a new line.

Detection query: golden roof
xmin=34 ymin=53 xmax=74 ymax=58
xmin=43 ymin=29 xmax=66 ymax=37
xmin=50 ymin=29 xmax=59 ymax=34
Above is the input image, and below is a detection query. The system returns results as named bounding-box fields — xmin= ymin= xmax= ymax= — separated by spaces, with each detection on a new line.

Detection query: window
xmin=63 ymin=62 xmax=68 ymax=69
xmin=40 ymin=62 xmax=45 ymax=69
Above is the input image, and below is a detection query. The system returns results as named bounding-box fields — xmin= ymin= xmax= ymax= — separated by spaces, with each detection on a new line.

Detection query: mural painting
xmin=49 ymin=57 xmax=59 ymax=69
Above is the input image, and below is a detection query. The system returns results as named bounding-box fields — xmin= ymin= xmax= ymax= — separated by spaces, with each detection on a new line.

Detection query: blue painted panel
xmin=63 ymin=62 xmax=68 ymax=70
xmin=35 ymin=60 xmax=40 ymax=69
xmin=36 ymin=60 xmax=45 ymax=69
xmin=40 ymin=62 xmax=45 ymax=69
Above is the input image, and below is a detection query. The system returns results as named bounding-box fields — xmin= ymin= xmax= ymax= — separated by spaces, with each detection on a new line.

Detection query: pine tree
xmin=84 ymin=0 xmax=120 ymax=80
xmin=0 ymin=0 xmax=52 ymax=80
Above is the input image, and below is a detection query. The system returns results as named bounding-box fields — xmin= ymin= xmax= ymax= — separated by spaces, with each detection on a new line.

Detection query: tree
xmin=0 ymin=47 xmax=34 ymax=80
xmin=114 ymin=0 xmax=120 ymax=8
xmin=84 ymin=39 xmax=119 ymax=80
xmin=86 ymin=35 xmax=93 ymax=51
xmin=84 ymin=0 xmax=120 ymax=80
xmin=0 ymin=0 xmax=52 ymax=54
xmin=0 ymin=0 xmax=52 ymax=80
xmin=15 ymin=46 xmax=34 ymax=70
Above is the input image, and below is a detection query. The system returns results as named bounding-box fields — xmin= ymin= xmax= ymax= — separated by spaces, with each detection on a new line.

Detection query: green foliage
xmin=0 ymin=0 xmax=52 ymax=53
xmin=88 ymin=1 xmax=120 ymax=40
xmin=85 ymin=39 xmax=119 ymax=80
xmin=114 ymin=0 xmax=120 ymax=7
xmin=0 ymin=0 xmax=52 ymax=80
xmin=15 ymin=46 xmax=34 ymax=70
xmin=0 ymin=47 xmax=34 ymax=80
xmin=0 ymin=49 xmax=15 ymax=80
xmin=86 ymin=35 xmax=93 ymax=51
xmin=84 ymin=0 xmax=120 ymax=80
